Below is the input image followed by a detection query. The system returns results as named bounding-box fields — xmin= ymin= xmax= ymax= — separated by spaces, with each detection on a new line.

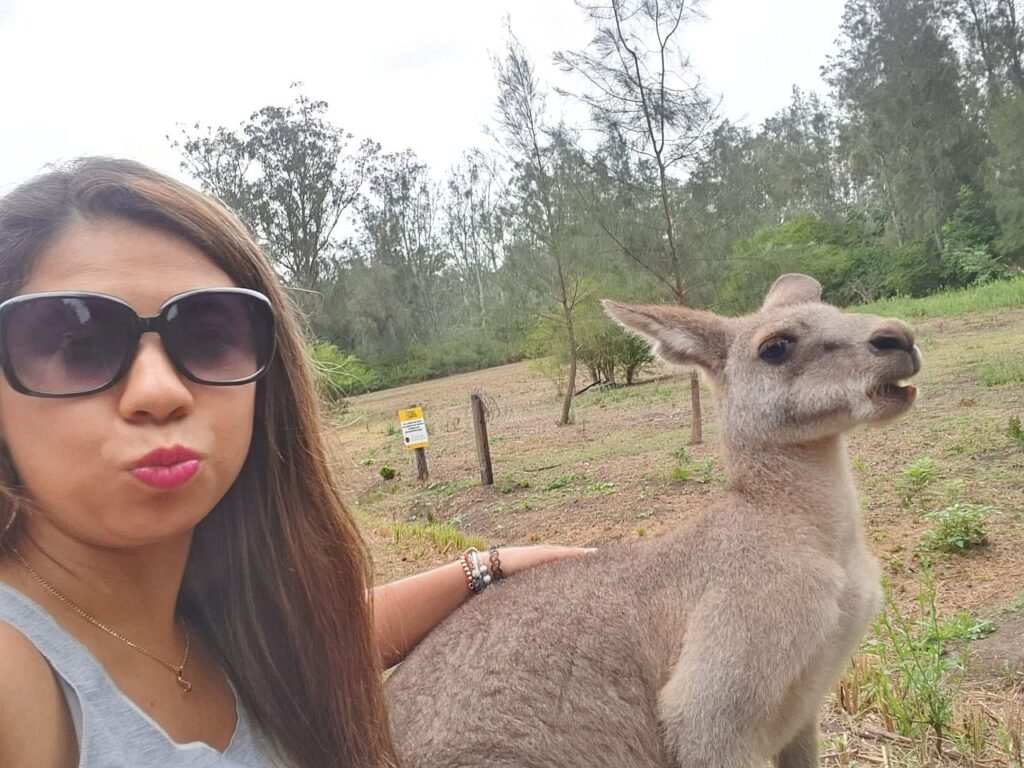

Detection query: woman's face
xmin=0 ymin=217 xmax=257 ymax=550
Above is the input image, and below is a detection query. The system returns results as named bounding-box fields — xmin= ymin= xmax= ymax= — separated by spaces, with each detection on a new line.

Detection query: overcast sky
xmin=0 ymin=0 xmax=847 ymax=194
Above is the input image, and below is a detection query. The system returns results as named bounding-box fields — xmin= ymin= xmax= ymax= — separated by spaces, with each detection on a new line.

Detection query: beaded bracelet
xmin=458 ymin=547 xmax=493 ymax=594
xmin=488 ymin=546 xmax=504 ymax=582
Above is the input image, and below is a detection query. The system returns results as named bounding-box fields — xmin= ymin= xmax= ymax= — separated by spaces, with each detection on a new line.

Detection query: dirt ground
xmin=334 ymin=306 xmax=1024 ymax=765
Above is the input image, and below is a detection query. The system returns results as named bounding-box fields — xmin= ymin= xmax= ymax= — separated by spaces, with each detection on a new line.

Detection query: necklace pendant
xmin=176 ymin=669 xmax=193 ymax=695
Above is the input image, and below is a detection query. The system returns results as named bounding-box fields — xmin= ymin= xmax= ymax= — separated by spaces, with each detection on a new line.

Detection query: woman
xmin=0 ymin=158 xmax=588 ymax=768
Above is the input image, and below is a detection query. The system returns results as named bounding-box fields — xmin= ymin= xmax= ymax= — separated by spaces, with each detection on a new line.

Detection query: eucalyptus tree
xmin=953 ymin=0 xmax=1024 ymax=100
xmin=556 ymin=0 xmax=718 ymax=442
xmin=358 ymin=150 xmax=450 ymax=346
xmin=444 ymin=151 xmax=510 ymax=329
xmin=493 ymin=32 xmax=584 ymax=426
xmin=752 ymin=88 xmax=850 ymax=222
xmin=825 ymin=0 xmax=979 ymax=251
xmin=172 ymin=87 xmax=377 ymax=294
xmin=987 ymin=93 xmax=1024 ymax=261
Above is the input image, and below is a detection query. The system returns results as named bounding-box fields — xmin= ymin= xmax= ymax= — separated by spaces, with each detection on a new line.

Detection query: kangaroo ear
xmin=602 ymin=300 xmax=732 ymax=374
xmin=762 ymin=273 xmax=822 ymax=310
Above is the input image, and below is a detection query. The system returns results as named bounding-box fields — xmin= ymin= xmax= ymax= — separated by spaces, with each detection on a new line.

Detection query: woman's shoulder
xmin=0 ymin=620 xmax=78 ymax=767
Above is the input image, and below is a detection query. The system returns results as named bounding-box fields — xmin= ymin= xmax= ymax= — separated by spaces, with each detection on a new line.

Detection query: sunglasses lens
xmin=4 ymin=296 xmax=135 ymax=396
xmin=163 ymin=291 xmax=274 ymax=384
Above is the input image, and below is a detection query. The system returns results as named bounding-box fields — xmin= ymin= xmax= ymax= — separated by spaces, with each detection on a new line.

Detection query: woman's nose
xmin=116 ymin=334 xmax=194 ymax=422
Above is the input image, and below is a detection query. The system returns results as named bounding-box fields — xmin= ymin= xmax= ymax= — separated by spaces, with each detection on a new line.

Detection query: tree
xmin=986 ymin=93 xmax=1024 ymax=261
xmin=751 ymin=88 xmax=850 ymax=222
xmin=444 ymin=151 xmax=510 ymax=329
xmin=492 ymin=32 xmax=587 ymax=426
xmin=357 ymin=150 xmax=450 ymax=346
xmin=556 ymin=0 xmax=717 ymax=442
xmin=825 ymin=0 xmax=979 ymax=251
xmin=172 ymin=87 xmax=378 ymax=293
xmin=954 ymin=0 xmax=1024 ymax=100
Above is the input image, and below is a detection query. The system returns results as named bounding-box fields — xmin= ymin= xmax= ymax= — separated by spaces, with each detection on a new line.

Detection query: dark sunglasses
xmin=0 ymin=288 xmax=276 ymax=398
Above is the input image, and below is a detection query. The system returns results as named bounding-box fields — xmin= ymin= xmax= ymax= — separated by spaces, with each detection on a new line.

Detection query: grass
xmin=838 ymin=571 xmax=996 ymax=759
xmin=386 ymin=520 xmax=487 ymax=556
xmin=976 ymin=359 xmax=1024 ymax=386
xmin=542 ymin=472 xmax=587 ymax=491
xmin=498 ymin=477 xmax=532 ymax=494
xmin=854 ymin=276 xmax=1024 ymax=319
xmin=578 ymin=381 xmax=681 ymax=409
xmin=668 ymin=449 xmax=719 ymax=484
xmin=999 ymin=591 xmax=1024 ymax=615
xmin=669 ymin=460 xmax=716 ymax=484
xmin=424 ymin=478 xmax=478 ymax=496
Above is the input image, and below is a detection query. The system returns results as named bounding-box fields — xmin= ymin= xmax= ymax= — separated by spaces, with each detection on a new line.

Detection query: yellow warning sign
xmin=398 ymin=407 xmax=429 ymax=450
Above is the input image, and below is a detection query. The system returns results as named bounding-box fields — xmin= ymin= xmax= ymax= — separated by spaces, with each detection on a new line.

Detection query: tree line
xmin=172 ymin=0 xmax=1024 ymax=433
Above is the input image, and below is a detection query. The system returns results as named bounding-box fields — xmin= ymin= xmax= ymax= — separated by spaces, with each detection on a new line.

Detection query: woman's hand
xmin=491 ymin=545 xmax=596 ymax=578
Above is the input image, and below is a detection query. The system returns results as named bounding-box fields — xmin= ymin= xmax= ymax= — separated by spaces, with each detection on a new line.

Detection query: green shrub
xmin=859 ymin=571 xmax=973 ymax=744
xmin=528 ymin=301 xmax=655 ymax=390
xmin=309 ymin=341 xmax=379 ymax=403
xmin=898 ymin=457 xmax=940 ymax=508
xmin=670 ymin=454 xmax=717 ymax=484
xmin=941 ymin=186 xmax=1007 ymax=286
xmin=575 ymin=304 xmax=655 ymax=385
xmin=542 ymin=473 xmax=586 ymax=491
xmin=1009 ymin=416 xmax=1024 ymax=450
xmin=921 ymin=503 xmax=995 ymax=553
xmin=379 ymin=465 xmax=397 ymax=481
xmin=374 ymin=329 xmax=521 ymax=390
xmin=527 ymin=356 xmax=567 ymax=397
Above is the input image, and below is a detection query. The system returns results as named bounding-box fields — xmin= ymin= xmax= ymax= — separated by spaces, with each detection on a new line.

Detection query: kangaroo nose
xmin=869 ymin=322 xmax=915 ymax=354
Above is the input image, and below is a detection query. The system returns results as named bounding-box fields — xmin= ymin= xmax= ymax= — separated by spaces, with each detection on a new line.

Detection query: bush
xmin=1009 ymin=416 xmax=1024 ymax=450
xmin=859 ymin=571 xmax=969 ymax=744
xmin=309 ymin=341 xmax=379 ymax=404
xmin=528 ymin=301 xmax=655 ymax=389
xmin=941 ymin=186 xmax=1006 ymax=286
xmin=921 ymin=503 xmax=995 ymax=553
xmin=723 ymin=214 xmax=954 ymax=311
xmin=374 ymin=329 xmax=521 ymax=390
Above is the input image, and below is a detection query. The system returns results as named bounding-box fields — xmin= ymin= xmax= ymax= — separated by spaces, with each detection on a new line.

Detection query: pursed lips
xmin=130 ymin=445 xmax=202 ymax=491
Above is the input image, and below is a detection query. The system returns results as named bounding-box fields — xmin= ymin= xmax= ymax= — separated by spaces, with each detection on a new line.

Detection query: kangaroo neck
xmin=722 ymin=435 xmax=859 ymax=528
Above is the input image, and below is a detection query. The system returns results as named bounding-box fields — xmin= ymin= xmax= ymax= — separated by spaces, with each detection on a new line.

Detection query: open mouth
xmin=872 ymin=381 xmax=918 ymax=404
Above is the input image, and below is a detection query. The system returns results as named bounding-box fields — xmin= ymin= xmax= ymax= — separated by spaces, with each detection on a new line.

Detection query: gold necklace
xmin=11 ymin=548 xmax=193 ymax=695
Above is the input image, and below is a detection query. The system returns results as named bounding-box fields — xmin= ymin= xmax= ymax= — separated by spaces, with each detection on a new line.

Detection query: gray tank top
xmin=0 ymin=582 xmax=286 ymax=767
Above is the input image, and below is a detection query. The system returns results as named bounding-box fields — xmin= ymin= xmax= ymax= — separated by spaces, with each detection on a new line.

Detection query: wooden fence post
xmin=399 ymin=404 xmax=430 ymax=482
xmin=470 ymin=394 xmax=494 ymax=486
xmin=414 ymin=446 xmax=429 ymax=482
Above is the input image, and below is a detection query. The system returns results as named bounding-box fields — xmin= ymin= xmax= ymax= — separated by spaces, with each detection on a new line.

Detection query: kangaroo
xmin=385 ymin=274 xmax=921 ymax=768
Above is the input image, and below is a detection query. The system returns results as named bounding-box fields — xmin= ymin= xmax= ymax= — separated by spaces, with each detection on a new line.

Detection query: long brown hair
xmin=0 ymin=157 xmax=398 ymax=768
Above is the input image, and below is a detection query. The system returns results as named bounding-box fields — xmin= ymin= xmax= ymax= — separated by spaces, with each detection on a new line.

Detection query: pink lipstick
xmin=131 ymin=446 xmax=201 ymax=491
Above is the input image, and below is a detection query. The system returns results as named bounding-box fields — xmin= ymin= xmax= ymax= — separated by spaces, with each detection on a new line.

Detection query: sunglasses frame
xmin=0 ymin=287 xmax=277 ymax=398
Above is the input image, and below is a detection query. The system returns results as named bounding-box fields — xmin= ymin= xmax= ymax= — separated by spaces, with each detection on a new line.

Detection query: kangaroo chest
xmin=808 ymin=542 xmax=882 ymax=698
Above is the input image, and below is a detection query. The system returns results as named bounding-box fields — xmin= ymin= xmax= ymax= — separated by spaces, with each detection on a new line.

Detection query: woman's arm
xmin=371 ymin=545 xmax=594 ymax=669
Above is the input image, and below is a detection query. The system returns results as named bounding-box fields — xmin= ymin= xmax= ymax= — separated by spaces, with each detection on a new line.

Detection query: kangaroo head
xmin=603 ymin=274 xmax=921 ymax=448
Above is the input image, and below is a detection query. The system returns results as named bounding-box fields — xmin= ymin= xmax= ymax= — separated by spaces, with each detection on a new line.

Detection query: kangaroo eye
xmin=759 ymin=337 xmax=794 ymax=364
